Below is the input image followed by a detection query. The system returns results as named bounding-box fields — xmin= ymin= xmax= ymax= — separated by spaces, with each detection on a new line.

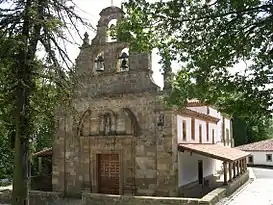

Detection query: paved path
xmin=222 ymin=167 xmax=273 ymax=205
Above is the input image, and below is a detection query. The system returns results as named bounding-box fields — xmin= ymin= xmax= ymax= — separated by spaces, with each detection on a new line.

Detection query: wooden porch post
xmin=233 ymin=162 xmax=236 ymax=178
xmin=223 ymin=161 xmax=228 ymax=185
xmin=229 ymin=162 xmax=232 ymax=182
xmin=240 ymin=159 xmax=244 ymax=173
xmin=244 ymin=158 xmax=247 ymax=171
xmin=236 ymin=161 xmax=240 ymax=176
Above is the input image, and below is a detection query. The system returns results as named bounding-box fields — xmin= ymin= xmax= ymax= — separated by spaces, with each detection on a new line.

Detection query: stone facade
xmin=52 ymin=6 xmax=178 ymax=197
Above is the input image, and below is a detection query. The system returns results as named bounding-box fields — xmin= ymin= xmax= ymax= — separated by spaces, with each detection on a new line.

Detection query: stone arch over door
xmin=77 ymin=108 xmax=140 ymax=137
xmin=77 ymin=109 xmax=100 ymax=136
xmin=123 ymin=108 xmax=141 ymax=137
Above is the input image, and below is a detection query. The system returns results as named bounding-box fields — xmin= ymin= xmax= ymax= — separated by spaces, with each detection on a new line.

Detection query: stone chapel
xmin=52 ymin=6 xmax=178 ymax=197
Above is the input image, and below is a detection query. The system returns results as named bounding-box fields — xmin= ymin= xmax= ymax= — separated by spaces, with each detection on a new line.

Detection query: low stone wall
xmin=31 ymin=175 xmax=52 ymax=191
xmin=201 ymin=170 xmax=249 ymax=205
xmin=1 ymin=171 xmax=249 ymax=205
xmin=178 ymin=174 xmax=219 ymax=198
xmin=226 ymin=170 xmax=249 ymax=196
xmin=29 ymin=191 xmax=64 ymax=205
xmin=82 ymin=193 xmax=209 ymax=205
xmin=0 ymin=190 xmax=12 ymax=204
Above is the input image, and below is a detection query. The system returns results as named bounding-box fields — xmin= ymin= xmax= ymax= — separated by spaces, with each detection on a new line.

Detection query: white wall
xmin=195 ymin=119 xmax=206 ymax=143
xmin=224 ymin=118 xmax=232 ymax=147
xmin=208 ymin=123 xmax=218 ymax=143
xmin=247 ymin=151 xmax=273 ymax=166
xmin=215 ymin=117 xmax=231 ymax=146
xmin=177 ymin=115 xmax=218 ymax=144
xmin=208 ymin=107 xmax=221 ymax=118
xmin=177 ymin=115 xmax=192 ymax=143
xmin=178 ymin=151 xmax=216 ymax=186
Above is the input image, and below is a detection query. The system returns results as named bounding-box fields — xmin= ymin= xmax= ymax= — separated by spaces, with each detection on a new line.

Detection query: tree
xmin=115 ymin=0 xmax=273 ymax=142
xmin=0 ymin=58 xmax=58 ymax=180
xmin=0 ymin=1 xmax=93 ymax=204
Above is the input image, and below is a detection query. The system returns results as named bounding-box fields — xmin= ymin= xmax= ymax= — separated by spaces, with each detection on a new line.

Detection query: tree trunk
xmin=12 ymin=0 xmax=32 ymax=204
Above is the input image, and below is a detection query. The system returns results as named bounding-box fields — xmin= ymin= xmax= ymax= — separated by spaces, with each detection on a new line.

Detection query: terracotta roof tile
xmin=236 ymin=138 xmax=273 ymax=151
xmin=32 ymin=147 xmax=52 ymax=157
xmin=178 ymin=143 xmax=250 ymax=162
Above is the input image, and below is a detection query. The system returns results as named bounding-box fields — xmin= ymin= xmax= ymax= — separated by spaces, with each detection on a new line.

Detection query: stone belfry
xmin=52 ymin=6 xmax=177 ymax=197
xmin=75 ymin=6 xmax=159 ymax=98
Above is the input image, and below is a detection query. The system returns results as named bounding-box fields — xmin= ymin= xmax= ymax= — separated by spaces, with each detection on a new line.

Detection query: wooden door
xmin=198 ymin=160 xmax=203 ymax=185
xmin=98 ymin=154 xmax=120 ymax=194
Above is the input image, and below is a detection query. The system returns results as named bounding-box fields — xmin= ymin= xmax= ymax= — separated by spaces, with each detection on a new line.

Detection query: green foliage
xmin=116 ymin=0 xmax=273 ymax=143
xmin=0 ymin=1 xmax=91 ymax=204
xmin=0 ymin=50 xmax=57 ymax=179
xmin=0 ymin=122 xmax=13 ymax=180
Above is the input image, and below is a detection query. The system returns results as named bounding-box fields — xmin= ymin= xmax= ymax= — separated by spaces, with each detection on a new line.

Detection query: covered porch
xmin=178 ymin=143 xmax=250 ymax=186
xmin=31 ymin=148 xmax=53 ymax=191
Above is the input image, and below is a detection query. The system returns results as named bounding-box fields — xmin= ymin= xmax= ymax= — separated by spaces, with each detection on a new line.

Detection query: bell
xmin=118 ymin=52 xmax=129 ymax=71
xmin=120 ymin=59 xmax=128 ymax=71
xmin=95 ymin=55 xmax=104 ymax=72
xmin=118 ymin=52 xmax=129 ymax=59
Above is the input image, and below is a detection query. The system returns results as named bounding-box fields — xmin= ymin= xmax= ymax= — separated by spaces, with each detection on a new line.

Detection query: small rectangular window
xmin=266 ymin=154 xmax=272 ymax=162
xmin=191 ymin=118 xmax=195 ymax=140
xmin=199 ymin=124 xmax=202 ymax=143
xmin=182 ymin=120 xmax=187 ymax=141
xmin=248 ymin=155 xmax=253 ymax=163
xmin=212 ymin=129 xmax=215 ymax=144
xmin=206 ymin=122 xmax=209 ymax=141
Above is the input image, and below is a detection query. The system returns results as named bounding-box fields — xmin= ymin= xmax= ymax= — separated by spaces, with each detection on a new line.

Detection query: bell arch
xmin=77 ymin=110 xmax=101 ymax=136
xmin=117 ymin=47 xmax=129 ymax=72
xmin=107 ymin=19 xmax=118 ymax=42
xmin=123 ymin=108 xmax=140 ymax=136
xmin=94 ymin=52 xmax=105 ymax=73
xmin=77 ymin=110 xmax=91 ymax=136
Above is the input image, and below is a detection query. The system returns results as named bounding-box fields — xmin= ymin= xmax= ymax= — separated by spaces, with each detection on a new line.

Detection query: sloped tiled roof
xmin=236 ymin=138 xmax=273 ymax=152
xmin=178 ymin=143 xmax=250 ymax=162
xmin=32 ymin=147 xmax=52 ymax=157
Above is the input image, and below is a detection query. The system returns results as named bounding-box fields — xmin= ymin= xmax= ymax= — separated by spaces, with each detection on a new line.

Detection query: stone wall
xmin=52 ymin=4 xmax=174 ymax=198
xmin=82 ymin=193 xmax=208 ymax=205
xmin=0 ymin=190 xmax=11 ymax=204
xmin=0 ymin=171 xmax=249 ymax=205
xmin=30 ymin=191 xmax=63 ymax=205
xmin=201 ymin=170 xmax=250 ymax=205
xmin=52 ymin=92 xmax=176 ymax=196
xmin=226 ymin=170 xmax=249 ymax=196
xmin=178 ymin=174 xmax=219 ymax=198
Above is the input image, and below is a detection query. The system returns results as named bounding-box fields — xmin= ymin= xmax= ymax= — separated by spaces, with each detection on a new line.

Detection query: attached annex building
xmin=237 ymin=138 xmax=273 ymax=167
xmin=34 ymin=6 xmax=250 ymax=198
